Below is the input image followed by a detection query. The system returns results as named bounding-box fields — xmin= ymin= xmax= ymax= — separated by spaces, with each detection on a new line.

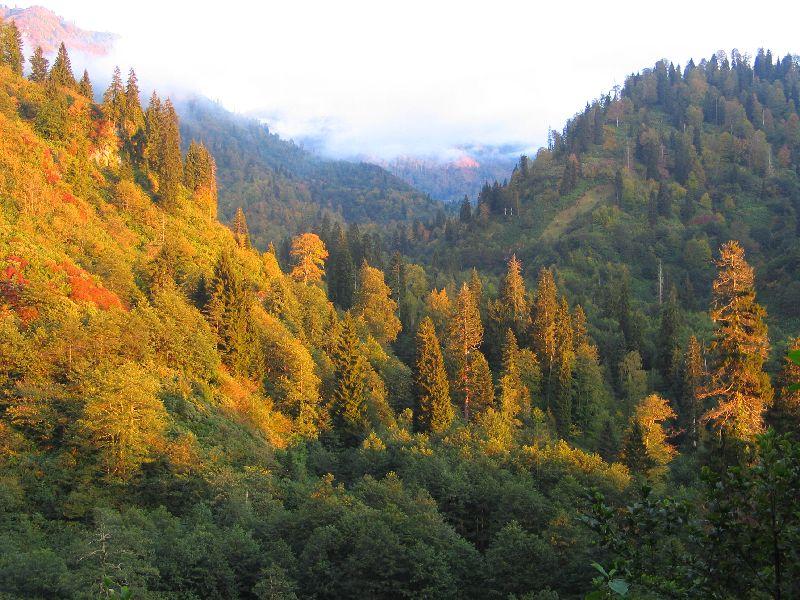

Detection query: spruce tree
xmin=532 ymin=268 xmax=559 ymax=409
xmin=330 ymin=315 xmax=370 ymax=444
xmin=1 ymin=21 xmax=23 ymax=74
xmin=328 ymin=226 xmax=355 ymax=309
xmin=499 ymin=329 xmax=527 ymax=421
xmin=28 ymin=46 xmax=48 ymax=82
xmin=702 ymin=241 xmax=772 ymax=443
xmin=124 ymin=68 xmax=144 ymax=134
xmin=205 ymin=250 xmax=252 ymax=375
xmin=676 ymin=335 xmax=704 ymax=448
xmin=231 ymin=207 xmax=250 ymax=248
xmin=158 ymin=98 xmax=183 ymax=208
xmin=656 ymin=286 xmax=681 ymax=385
xmin=49 ymin=42 xmax=76 ymax=88
xmin=415 ymin=318 xmax=453 ymax=434
xmin=459 ymin=195 xmax=472 ymax=223
xmin=103 ymin=66 xmax=126 ymax=124
xmin=144 ymin=91 xmax=162 ymax=172
xmin=78 ymin=70 xmax=93 ymax=100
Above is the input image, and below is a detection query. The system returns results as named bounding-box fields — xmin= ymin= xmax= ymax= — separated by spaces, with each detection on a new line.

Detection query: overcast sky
xmin=13 ymin=0 xmax=800 ymax=159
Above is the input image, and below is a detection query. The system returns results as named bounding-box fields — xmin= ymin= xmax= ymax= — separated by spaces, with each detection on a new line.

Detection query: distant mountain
xmin=0 ymin=4 xmax=116 ymax=55
xmin=373 ymin=145 xmax=522 ymax=202
xmin=177 ymin=97 xmax=443 ymax=248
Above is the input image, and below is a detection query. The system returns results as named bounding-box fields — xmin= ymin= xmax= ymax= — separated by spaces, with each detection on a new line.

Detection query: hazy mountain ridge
xmin=0 ymin=4 xmax=116 ymax=55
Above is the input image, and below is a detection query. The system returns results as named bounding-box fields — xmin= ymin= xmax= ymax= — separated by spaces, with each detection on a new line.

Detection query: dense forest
xmin=1 ymin=20 xmax=800 ymax=600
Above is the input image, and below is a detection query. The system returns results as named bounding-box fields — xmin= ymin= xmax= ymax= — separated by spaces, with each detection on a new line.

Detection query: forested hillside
xmin=178 ymin=97 xmax=443 ymax=247
xmin=2 ymin=20 xmax=800 ymax=600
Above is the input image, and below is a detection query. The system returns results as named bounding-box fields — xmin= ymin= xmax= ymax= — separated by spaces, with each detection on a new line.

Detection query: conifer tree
xmin=34 ymin=79 xmax=68 ymax=140
xmin=770 ymin=337 xmax=800 ymax=436
xmin=532 ymin=268 xmax=558 ymax=407
xmin=656 ymin=286 xmax=681 ymax=384
xmin=468 ymin=268 xmax=483 ymax=311
xmin=205 ymin=250 xmax=252 ymax=375
xmin=183 ymin=141 xmax=217 ymax=212
xmin=144 ymin=91 xmax=162 ymax=172
xmin=499 ymin=329 xmax=527 ymax=421
xmin=702 ymin=241 xmax=772 ymax=443
xmin=676 ymin=335 xmax=704 ymax=448
xmin=123 ymin=68 xmax=144 ymax=134
xmin=103 ymin=66 xmax=126 ymax=124
xmin=559 ymin=153 xmax=580 ymax=195
xmin=490 ymin=254 xmax=531 ymax=341
xmin=426 ymin=287 xmax=453 ymax=340
xmin=49 ymin=42 xmax=76 ymax=88
xmin=354 ymin=261 xmax=401 ymax=346
xmin=623 ymin=394 xmax=677 ymax=477
xmin=1 ymin=21 xmax=23 ymax=74
xmin=459 ymin=195 xmax=472 ymax=223
xmin=415 ymin=317 xmax=453 ymax=434
xmin=448 ymin=282 xmax=484 ymax=420
xmin=232 ymin=207 xmax=250 ymax=248
xmin=552 ymin=298 xmax=575 ymax=435
xmin=28 ymin=46 xmax=48 ymax=82
xmin=78 ymin=70 xmax=93 ymax=100
xmin=158 ymin=98 xmax=183 ymax=208
xmin=330 ymin=315 xmax=370 ymax=444
xmin=328 ymin=226 xmax=355 ymax=309
xmin=469 ymin=351 xmax=495 ymax=417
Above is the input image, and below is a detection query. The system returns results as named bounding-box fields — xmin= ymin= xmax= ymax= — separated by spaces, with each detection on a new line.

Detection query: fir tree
xmin=144 ymin=91 xmax=163 ymax=173
xmin=532 ymin=268 xmax=559 ymax=409
xmin=328 ymin=226 xmax=355 ymax=310
xmin=158 ymin=98 xmax=183 ymax=209
xmin=28 ymin=46 xmax=48 ymax=82
xmin=49 ymin=42 xmax=76 ymax=88
xmin=232 ymin=207 xmax=250 ymax=248
xmin=78 ymin=70 xmax=93 ymax=100
xmin=330 ymin=315 xmax=370 ymax=445
xmin=656 ymin=286 xmax=681 ymax=385
xmin=499 ymin=329 xmax=527 ymax=421
xmin=459 ymin=195 xmax=472 ymax=223
xmin=415 ymin=318 xmax=453 ymax=434
xmin=1 ymin=21 xmax=23 ymax=74
xmin=702 ymin=241 xmax=772 ymax=443
xmin=103 ymin=66 xmax=126 ymax=124
xmin=676 ymin=335 xmax=704 ymax=448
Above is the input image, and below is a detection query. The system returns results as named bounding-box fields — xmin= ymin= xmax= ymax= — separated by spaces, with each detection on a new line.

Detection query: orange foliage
xmin=59 ymin=262 xmax=124 ymax=310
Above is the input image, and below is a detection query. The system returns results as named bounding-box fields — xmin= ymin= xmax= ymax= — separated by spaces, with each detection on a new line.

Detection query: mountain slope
xmin=178 ymin=96 xmax=443 ymax=247
xmin=0 ymin=4 xmax=116 ymax=54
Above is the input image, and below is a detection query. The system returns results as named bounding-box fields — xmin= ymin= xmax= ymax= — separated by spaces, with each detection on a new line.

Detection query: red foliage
xmin=60 ymin=262 xmax=124 ymax=311
xmin=0 ymin=256 xmax=37 ymax=322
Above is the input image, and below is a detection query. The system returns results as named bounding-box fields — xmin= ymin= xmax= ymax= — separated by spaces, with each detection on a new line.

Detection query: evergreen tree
xmin=49 ymin=42 xmax=75 ymax=88
xmin=559 ymin=153 xmax=580 ymax=195
xmin=552 ymin=298 xmax=575 ymax=435
xmin=459 ymin=195 xmax=472 ymax=223
xmin=328 ymin=226 xmax=355 ymax=309
xmin=469 ymin=350 xmax=495 ymax=417
xmin=499 ymin=329 xmax=527 ymax=421
xmin=623 ymin=394 xmax=676 ymax=478
xmin=415 ymin=318 xmax=453 ymax=434
xmin=676 ymin=335 xmax=704 ymax=448
xmin=330 ymin=315 xmax=370 ymax=444
xmin=770 ymin=337 xmax=800 ymax=436
xmin=103 ymin=66 xmax=126 ymax=124
xmin=1 ymin=21 xmax=23 ymax=74
xmin=183 ymin=141 xmax=217 ymax=211
xmin=158 ymin=99 xmax=183 ymax=208
xmin=78 ymin=70 xmax=93 ymax=100
xmin=34 ymin=79 xmax=68 ymax=141
xmin=123 ymin=68 xmax=144 ymax=134
xmin=532 ymin=268 xmax=559 ymax=409
xmin=232 ymin=207 xmax=250 ymax=248
xmin=656 ymin=286 xmax=681 ymax=385
xmin=28 ymin=46 xmax=48 ymax=82
xmin=621 ymin=420 xmax=657 ymax=476
xmin=702 ymin=241 xmax=772 ymax=443
xmin=205 ymin=250 xmax=253 ymax=375
xmin=448 ymin=282 xmax=484 ymax=420
xmin=144 ymin=91 xmax=162 ymax=173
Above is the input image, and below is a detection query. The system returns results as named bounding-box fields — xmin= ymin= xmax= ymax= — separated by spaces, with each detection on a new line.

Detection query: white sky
xmin=11 ymin=0 xmax=800 ymax=158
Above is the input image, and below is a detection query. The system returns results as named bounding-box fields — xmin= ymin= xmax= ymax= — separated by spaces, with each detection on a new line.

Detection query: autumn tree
xmin=622 ymin=394 xmax=676 ymax=478
xmin=79 ymin=363 xmax=167 ymax=480
xmin=489 ymin=255 xmax=531 ymax=356
xmin=702 ymin=241 xmax=772 ymax=444
xmin=448 ymin=282 xmax=485 ymax=420
xmin=353 ymin=261 xmax=401 ymax=346
xmin=531 ymin=268 xmax=558 ymax=406
xmin=28 ymin=46 xmax=48 ymax=82
xmin=290 ymin=233 xmax=328 ymax=284
xmin=415 ymin=317 xmax=453 ymax=434
xmin=49 ymin=42 xmax=76 ymax=88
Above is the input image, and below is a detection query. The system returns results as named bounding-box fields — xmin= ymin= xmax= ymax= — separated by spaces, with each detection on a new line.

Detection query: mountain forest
xmin=2 ymin=16 xmax=800 ymax=600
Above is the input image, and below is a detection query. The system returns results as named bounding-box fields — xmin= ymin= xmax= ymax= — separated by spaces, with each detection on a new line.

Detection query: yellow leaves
xmin=289 ymin=232 xmax=328 ymax=284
